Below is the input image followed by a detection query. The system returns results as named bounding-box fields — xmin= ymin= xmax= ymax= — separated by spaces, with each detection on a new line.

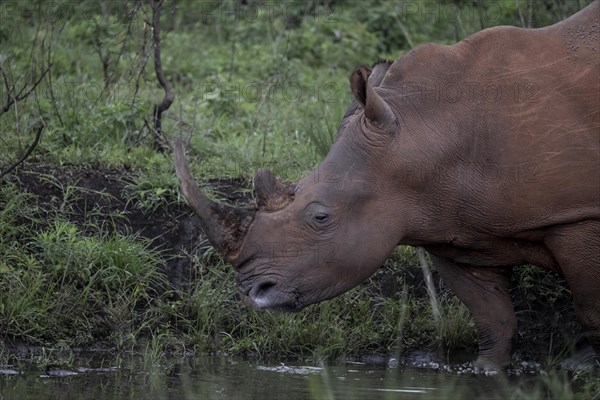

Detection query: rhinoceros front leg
xmin=430 ymin=255 xmax=516 ymax=369
xmin=546 ymin=221 xmax=600 ymax=360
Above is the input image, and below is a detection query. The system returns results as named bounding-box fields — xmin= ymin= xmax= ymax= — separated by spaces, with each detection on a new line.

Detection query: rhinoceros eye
xmin=314 ymin=213 xmax=329 ymax=224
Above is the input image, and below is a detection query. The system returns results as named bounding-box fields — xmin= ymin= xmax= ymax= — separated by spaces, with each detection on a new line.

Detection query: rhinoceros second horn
xmin=254 ymin=168 xmax=294 ymax=211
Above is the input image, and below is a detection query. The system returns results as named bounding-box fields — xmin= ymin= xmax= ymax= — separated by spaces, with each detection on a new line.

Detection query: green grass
xmin=0 ymin=186 xmax=167 ymax=347
xmin=149 ymin=248 xmax=476 ymax=359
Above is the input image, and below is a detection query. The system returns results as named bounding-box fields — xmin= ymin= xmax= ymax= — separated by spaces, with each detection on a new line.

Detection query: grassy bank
xmin=0 ymin=0 xmax=595 ymax=382
xmin=0 ymin=166 xmax=478 ymax=358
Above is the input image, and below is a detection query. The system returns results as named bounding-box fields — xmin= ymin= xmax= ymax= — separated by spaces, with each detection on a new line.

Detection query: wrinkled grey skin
xmin=175 ymin=1 xmax=599 ymax=370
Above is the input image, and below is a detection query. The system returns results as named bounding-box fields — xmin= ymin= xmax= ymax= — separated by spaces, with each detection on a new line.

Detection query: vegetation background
xmin=0 ymin=0 xmax=595 ymax=381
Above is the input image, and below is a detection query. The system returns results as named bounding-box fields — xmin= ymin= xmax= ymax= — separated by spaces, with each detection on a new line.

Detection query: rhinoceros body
xmin=176 ymin=1 xmax=599 ymax=369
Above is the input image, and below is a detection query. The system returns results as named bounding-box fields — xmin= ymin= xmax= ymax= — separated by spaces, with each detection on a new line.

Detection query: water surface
xmin=0 ymin=355 xmax=587 ymax=399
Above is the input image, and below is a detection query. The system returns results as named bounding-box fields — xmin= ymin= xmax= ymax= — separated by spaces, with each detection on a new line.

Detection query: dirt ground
xmin=5 ymin=163 xmax=585 ymax=363
xmin=8 ymin=163 xmax=254 ymax=289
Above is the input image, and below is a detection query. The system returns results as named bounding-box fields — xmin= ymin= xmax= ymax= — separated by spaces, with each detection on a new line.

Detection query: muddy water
xmin=0 ymin=355 xmax=583 ymax=400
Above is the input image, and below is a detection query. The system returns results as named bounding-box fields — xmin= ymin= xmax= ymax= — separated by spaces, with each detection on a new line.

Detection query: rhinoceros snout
xmin=244 ymin=280 xmax=300 ymax=312
xmin=250 ymin=281 xmax=276 ymax=303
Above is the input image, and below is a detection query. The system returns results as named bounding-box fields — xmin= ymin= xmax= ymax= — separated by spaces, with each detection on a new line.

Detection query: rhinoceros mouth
xmin=240 ymin=280 xmax=302 ymax=312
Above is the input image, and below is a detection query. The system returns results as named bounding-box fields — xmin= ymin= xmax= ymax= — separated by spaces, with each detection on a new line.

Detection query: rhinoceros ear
xmin=350 ymin=66 xmax=370 ymax=107
xmin=254 ymin=168 xmax=294 ymax=211
xmin=350 ymin=66 xmax=398 ymax=133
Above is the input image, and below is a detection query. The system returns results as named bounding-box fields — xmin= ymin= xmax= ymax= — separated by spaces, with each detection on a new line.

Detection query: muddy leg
xmin=546 ymin=221 xmax=600 ymax=358
xmin=431 ymin=255 xmax=516 ymax=369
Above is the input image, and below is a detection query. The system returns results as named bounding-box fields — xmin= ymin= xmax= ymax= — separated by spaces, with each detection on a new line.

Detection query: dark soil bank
xmin=4 ymin=163 xmax=584 ymax=363
xmin=9 ymin=163 xmax=252 ymax=288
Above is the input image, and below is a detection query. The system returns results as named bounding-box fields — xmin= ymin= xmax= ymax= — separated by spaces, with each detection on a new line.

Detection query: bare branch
xmin=150 ymin=0 xmax=175 ymax=152
xmin=93 ymin=17 xmax=112 ymax=88
xmin=0 ymin=63 xmax=13 ymax=104
xmin=0 ymin=122 xmax=45 ymax=180
xmin=107 ymin=1 xmax=144 ymax=85
xmin=0 ymin=20 xmax=53 ymax=118
xmin=475 ymin=0 xmax=486 ymax=30
xmin=516 ymin=0 xmax=526 ymax=28
xmin=43 ymin=23 xmax=65 ymax=129
xmin=94 ymin=0 xmax=144 ymax=100
xmin=131 ymin=17 xmax=151 ymax=109
xmin=0 ymin=62 xmax=51 ymax=117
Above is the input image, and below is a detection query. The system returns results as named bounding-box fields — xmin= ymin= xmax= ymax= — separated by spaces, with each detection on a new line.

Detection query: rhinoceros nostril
xmin=254 ymin=281 xmax=276 ymax=299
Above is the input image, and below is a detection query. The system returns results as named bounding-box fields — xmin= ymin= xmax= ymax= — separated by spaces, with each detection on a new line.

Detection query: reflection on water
xmin=0 ymin=355 xmax=588 ymax=400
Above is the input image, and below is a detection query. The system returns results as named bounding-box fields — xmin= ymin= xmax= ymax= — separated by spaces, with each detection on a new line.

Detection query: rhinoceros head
xmin=175 ymin=62 xmax=405 ymax=311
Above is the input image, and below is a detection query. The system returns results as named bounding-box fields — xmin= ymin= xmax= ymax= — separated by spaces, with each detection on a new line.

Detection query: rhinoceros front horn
xmin=254 ymin=168 xmax=294 ymax=211
xmin=174 ymin=139 xmax=255 ymax=265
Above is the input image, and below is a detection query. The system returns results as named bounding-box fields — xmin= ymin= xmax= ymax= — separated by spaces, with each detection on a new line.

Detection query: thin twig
xmin=396 ymin=19 xmax=414 ymax=49
xmin=93 ymin=18 xmax=111 ymax=88
xmin=0 ymin=63 xmax=51 ymax=117
xmin=516 ymin=0 xmax=526 ymax=28
xmin=228 ymin=24 xmax=237 ymax=81
xmin=0 ymin=122 xmax=45 ymax=180
xmin=131 ymin=16 xmax=150 ymax=109
xmin=96 ymin=0 xmax=144 ymax=101
xmin=44 ymin=23 xmax=64 ymax=128
xmin=0 ymin=55 xmax=15 ymax=108
xmin=476 ymin=0 xmax=486 ymax=30
xmin=0 ymin=21 xmax=52 ymax=118
xmin=108 ymin=1 xmax=143 ymax=85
